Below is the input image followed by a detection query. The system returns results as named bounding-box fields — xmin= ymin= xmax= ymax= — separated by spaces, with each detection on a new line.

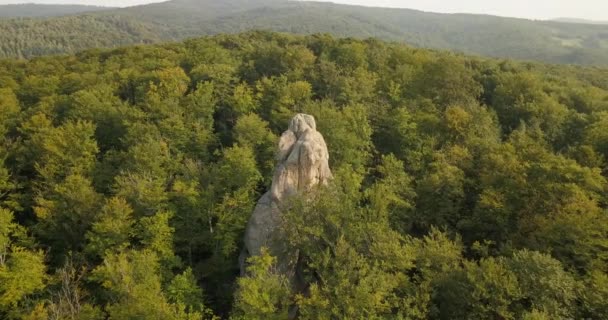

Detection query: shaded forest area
xmin=0 ymin=32 xmax=607 ymax=319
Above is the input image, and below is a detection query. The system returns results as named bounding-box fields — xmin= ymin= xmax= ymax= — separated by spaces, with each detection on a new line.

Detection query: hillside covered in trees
xmin=0 ymin=3 xmax=110 ymax=18
xmin=0 ymin=31 xmax=608 ymax=319
xmin=1 ymin=0 xmax=608 ymax=66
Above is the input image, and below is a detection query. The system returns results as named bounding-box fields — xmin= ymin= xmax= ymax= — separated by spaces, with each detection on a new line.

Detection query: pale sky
xmin=0 ymin=0 xmax=607 ymax=21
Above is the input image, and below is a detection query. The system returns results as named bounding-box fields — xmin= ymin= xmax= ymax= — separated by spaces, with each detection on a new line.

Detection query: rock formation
xmin=240 ymin=113 xmax=332 ymax=276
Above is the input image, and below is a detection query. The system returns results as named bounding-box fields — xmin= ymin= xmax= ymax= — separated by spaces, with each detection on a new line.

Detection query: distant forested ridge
xmin=1 ymin=0 xmax=608 ymax=66
xmin=553 ymin=17 xmax=608 ymax=25
xmin=0 ymin=3 xmax=110 ymax=18
xmin=0 ymin=31 xmax=607 ymax=319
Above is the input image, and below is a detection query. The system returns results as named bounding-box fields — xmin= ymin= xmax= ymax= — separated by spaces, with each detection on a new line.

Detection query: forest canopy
xmin=0 ymin=31 xmax=607 ymax=319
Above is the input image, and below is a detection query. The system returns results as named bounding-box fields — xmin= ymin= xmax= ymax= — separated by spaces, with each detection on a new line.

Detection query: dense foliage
xmin=0 ymin=31 xmax=607 ymax=319
xmin=1 ymin=0 xmax=608 ymax=66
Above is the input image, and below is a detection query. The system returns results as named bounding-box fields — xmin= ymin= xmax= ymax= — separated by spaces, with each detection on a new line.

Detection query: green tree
xmin=507 ymin=250 xmax=576 ymax=318
xmin=209 ymin=146 xmax=262 ymax=257
xmin=411 ymin=56 xmax=482 ymax=107
xmin=304 ymin=101 xmax=373 ymax=179
xmin=232 ymin=248 xmax=290 ymax=320
xmin=167 ymin=268 xmax=207 ymax=314
xmin=256 ymin=76 xmax=313 ymax=131
xmin=86 ymin=197 xmax=135 ymax=258
xmin=414 ymin=152 xmax=466 ymax=231
xmin=491 ymin=72 xmax=568 ymax=138
xmin=365 ymin=154 xmax=415 ymax=231
xmin=464 ymin=257 xmax=520 ymax=320
xmin=580 ymin=271 xmax=608 ymax=319
xmin=64 ymin=85 xmax=132 ymax=152
xmin=92 ymin=250 xmax=200 ymax=320
xmin=34 ymin=120 xmax=99 ymax=184
xmin=233 ymin=114 xmax=278 ymax=184
xmin=34 ymin=174 xmax=102 ymax=261
xmin=0 ymin=208 xmax=47 ymax=314
xmin=0 ymin=88 xmax=20 ymax=138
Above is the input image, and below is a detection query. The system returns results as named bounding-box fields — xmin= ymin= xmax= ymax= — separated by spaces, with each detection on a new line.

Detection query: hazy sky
xmin=1 ymin=0 xmax=607 ymax=21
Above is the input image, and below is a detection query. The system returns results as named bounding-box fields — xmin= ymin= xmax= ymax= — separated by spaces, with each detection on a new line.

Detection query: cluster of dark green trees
xmin=0 ymin=31 xmax=607 ymax=319
xmin=2 ymin=0 xmax=608 ymax=66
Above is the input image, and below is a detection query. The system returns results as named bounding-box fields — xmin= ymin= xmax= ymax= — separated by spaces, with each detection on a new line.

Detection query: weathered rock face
xmin=240 ymin=114 xmax=332 ymax=275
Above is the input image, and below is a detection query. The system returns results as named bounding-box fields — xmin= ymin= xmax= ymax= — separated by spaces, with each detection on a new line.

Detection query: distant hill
xmin=1 ymin=0 xmax=607 ymax=66
xmin=0 ymin=3 xmax=111 ymax=18
xmin=553 ymin=17 xmax=608 ymax=25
